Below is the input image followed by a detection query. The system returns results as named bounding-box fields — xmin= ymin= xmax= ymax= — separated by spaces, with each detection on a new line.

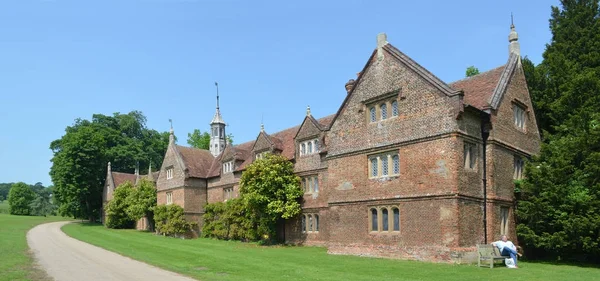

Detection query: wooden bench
xmin=477 ymin=244 xmax=510 ymax=268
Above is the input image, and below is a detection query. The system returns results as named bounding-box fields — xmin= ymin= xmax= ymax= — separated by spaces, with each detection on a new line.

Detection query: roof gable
xmin=176 ymin=145 xmax=215 ymax=178
xmin=489 ymin=53 xmax=519 ymax=110
xmin=449 ymin=66 xmax=505 ymax=110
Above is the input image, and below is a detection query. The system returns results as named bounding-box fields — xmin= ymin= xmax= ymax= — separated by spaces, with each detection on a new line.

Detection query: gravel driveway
xmin=27 ymin=221 xmax=197 ymax=281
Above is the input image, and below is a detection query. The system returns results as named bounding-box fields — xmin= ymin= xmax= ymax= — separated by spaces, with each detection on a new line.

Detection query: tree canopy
xmin=517 ymin=0 xmax=600 ymax=262
xmin=8 ymin=182 xmax=36 ymax=215
xmin=465 ymin=66 xmax=480 ymax=77
xmin=50 ymin=111 xmax=169 ymax=221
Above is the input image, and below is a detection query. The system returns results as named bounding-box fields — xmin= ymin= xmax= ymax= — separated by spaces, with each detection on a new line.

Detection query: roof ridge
xmin=489 ymin=54 xmax=519 ymax=109
xmin=448 ymin=65 xmax=506 ymax=85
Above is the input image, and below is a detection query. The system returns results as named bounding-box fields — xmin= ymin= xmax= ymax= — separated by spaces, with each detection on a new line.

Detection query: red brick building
xmin=113 ymin=25 xmax=540 ymax=262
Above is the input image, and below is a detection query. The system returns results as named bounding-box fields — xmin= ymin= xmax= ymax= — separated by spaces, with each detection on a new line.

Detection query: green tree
xmin=154 ymin=204 xmax=197 ymax=237
xmin=8 ymin=182 xmax=36 ymax=215
xmin=187 ymin=129 xmax=234 ymax=150
xmin=238 ymin=153 xmax=303 ymax=242
xmin=465 ymin=66 xmax=480 ymax=77
xmin=0 ymin=183 xmax=12 ymax=201
xmin=50 ymin=111 xmax=169 ymax=221
xmin=29 ymin=189 xmax=56 ymax=217
xmin=517 ymin=0 xmax=600 ymax=262
xmin=126 ymin=179 xmax=157 ymax=231
xmin=105 ymin=181 xmax=136 ymax=229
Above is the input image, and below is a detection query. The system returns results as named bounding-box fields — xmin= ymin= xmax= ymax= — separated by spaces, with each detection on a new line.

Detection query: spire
xmin=169 ymin=119 xmax=175 ymax=144
xmin=508 ymin=13 xmax=520 ymax=57
xmin=211 ymin=82 xmax=225 ymax=125
xmin=306 ymin=105 xmax=311 ymax=116
xmin=148 ymin=162 xmax=152 ymax=176
xmin=260 ymin=122 xmax=265 ymax=132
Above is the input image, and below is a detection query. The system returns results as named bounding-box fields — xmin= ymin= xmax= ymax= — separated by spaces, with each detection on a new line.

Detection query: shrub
xmin=154 ymin=204 xmax=196 ymax=237
xmin=202 ymin=199 xmax=253 ymax=240
xmin=8 ymin=182 xmax=36 ymax=215
xmin=105 ymin=182 xmax=136 ymax=229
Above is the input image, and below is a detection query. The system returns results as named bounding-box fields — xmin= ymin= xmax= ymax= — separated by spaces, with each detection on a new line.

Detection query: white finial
xmin=168 ymin=119 xmax=175 ymax=143
xmin=306 ymin=105 xmax=311 ymax=116
xmin=261 ymin=123 xmax=265 ymax=132
xmin=107 ymin=162 xmax=111 ymax=172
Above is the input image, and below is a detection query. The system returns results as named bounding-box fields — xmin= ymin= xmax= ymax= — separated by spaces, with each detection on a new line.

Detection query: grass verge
xmin=0 ymin=214 xmax=69 ymax=281
xmin=62 ymin=222 xmax=600 ymax=281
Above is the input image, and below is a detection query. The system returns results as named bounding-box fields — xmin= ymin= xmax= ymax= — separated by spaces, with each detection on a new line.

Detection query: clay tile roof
xmin=317 ymin=114 xmax=335 ymax=129
xmin=176 ymin=145 xmax=215 ymax=178
xmin=448 ymin=65 xmax=505 ymax=110
xmin=111 ymin=172 xmax=137 ymax=187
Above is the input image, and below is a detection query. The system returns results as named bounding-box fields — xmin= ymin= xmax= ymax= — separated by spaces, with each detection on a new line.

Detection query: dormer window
xmin=299 ymin=138 xmax=320 ymax=156
xmin=255 ymin=151 xmax=268 ymax=160
xmin=222 ymin=161 xmax=234 ymax=173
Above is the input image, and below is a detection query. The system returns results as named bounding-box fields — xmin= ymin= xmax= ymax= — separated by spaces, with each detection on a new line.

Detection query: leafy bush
xmin=202 ymin=199 xmax=253 ymax=240
xmin=125 ymin=179 xmax=157 ymax=231
xmin=105 ymin=181 xmax=136 ymax=229
xmin=8 ymin=182 xmax=36 ymax=215
xmin=29 ymin=189 xmax=56 ymax=217
xmin=154 ymin=204 xmax=196 ymax=237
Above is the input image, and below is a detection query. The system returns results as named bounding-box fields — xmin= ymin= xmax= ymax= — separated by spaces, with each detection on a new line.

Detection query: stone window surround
xmin=464 ymin=142 xmax=477 ymax=170
xmin=368 ymin=150 xmax=400 ymax=179
xmin=299 ymin=138 xmax=320 ymax=157
xmin=255 ymin=150 xmax=269 ymax=160
xmin=223 ymin=186 xmax=234 ymax=201
xmin=166 ymin=191 xmax=173 ymax=205
xmin=512 ymin=100 xmax=527 ymax=132
xmin=301 ymin=213 xmax=320 ymax=233
xmin=368 ymin=205 xmax=400 ymax=233
xmin=166 ymin=166 xmax=174 ymax=180
xmin=364 ymin=90 xmax=401 ymax=123
xmin=222 ymin=160 xmax=234 ymax=174
xmin=513 ymin=155 xmax=524 ymax=180
xmin=301 ymin=175 xmax=319 ymax=194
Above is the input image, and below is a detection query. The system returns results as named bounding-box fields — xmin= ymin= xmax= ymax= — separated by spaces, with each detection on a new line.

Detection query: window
xmin=380 ymin=104 xmax=387 ymax=120
xmin=370 ymin=206 xmax=400 ymax=233
xmin=393 ymin=208 xmax=400 ymax=231
xmin=371 ymin=208 xmax=378 ymax=232
xmin=224 ymin=187 xmax=234 ymax=201
xmin=299 ymin=139 xmax=320 ymax=156
xmin=166 ymin=192 xmax=173 ymax=205
xmin=369 ymin=107 xmax=376 ymax=122
xmin=464 ymin=142 xmax=477 ymax=169
xmin=391 ymin=100 xmax=399 ymax=116
xmin=514 ymin=156 xmax=524 ymax=179
xmin=166 ymin=167 xmax=173 ymax=180
xmin=513 ymin=104 xmax=526 ymax=130
xmin=212 ymin=127 xmax=218 ymax=137
xmin=302 ymin=175 xmax=319 ymax=194
xmin=500 ymin=207 xmax=509 ymax=235
xmin=369 ymin=152 xmax=400 ymax=178
xmin=302 ymin=213 xmax=319 ymax=233
xmin=255 ymin=151 xmax=268 ymax=160
xmin=223 ymin=161 xmax=234 ymax=173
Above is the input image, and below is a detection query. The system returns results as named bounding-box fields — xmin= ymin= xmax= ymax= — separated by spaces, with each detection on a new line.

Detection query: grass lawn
xmin=62 ymin=223 xmax=600 ymax=281
xmin=0 ymin=214 xmax=70 ymax=281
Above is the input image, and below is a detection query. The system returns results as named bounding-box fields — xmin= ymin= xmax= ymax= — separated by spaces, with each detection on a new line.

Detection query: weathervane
xmin=169 ymin=119 xmax=173 ymax=130
xmin=511 ymin=12 xmax=514 ymax=28
xmin=215 ymin=82 xmax=220 ymax=110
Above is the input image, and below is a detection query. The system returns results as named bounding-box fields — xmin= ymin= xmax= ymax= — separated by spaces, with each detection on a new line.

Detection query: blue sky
xmin=0 ymin=0 xmax=559 ymax=186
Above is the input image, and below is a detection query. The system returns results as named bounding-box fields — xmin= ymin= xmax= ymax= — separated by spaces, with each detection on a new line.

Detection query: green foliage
xmin=105 ymin=181 xmax=136 ymax=229
xmin=465 ymin=66 xmax=480 ymax=77
xmin=0 ymin=183 xmax=11 ymax=202
xmin=8 ymin=182 xmax=36 ymax=215
xmin=517 ymin=0 xmax=600 ymax=262
xmin=125 ymin=179 xmax=157 ymax=231
xmin=187 ymin=129 xmax=234 ymax=149
xmin=202 ymin=199 xmax=253 ymax=240
xmin=29 ymin=189 xmax=57 ymax=217
xmin=50 ymin=111 xmax=169 ymax=221
xmin=154 ymin=204 xmax=196 ymax=237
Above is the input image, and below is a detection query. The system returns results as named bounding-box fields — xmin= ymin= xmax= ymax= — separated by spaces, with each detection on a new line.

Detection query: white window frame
xmin=224 ymin=187 xmax=234 ymax=201
xmin=223 ymin=161 xmax=234 ymax=174
xmin=302 ymin=213 xmax=320 ymax=233
xmin=302 ymin=175 xmax=319 ymax=194
xmin=368 ymin=152 xmax=400 ymax=179
xmin=299 ymin=138 xmax=320 ymax=156
xmin=166 ymin=167 xmax=174 ymax=180
xmin=369 ymin=206 xmax=400 ymax=233
xmin=166 ymin=191 xmax=173 ymax=205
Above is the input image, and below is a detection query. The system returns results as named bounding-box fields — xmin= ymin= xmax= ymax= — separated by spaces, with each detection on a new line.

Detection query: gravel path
xmin=27 ymin=221 xmax=197 ymax=281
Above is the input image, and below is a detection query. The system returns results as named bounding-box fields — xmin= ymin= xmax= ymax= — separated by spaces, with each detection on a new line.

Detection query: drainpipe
xmin=481 ymin=112 xmax=491 ymax=244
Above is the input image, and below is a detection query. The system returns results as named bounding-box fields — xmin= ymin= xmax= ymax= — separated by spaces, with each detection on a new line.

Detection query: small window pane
xmin=314 ymin=139 xmax=319 ymax=152
xmin=381 ymin=104 xmax=387 ymax=120
xmin=382 ymin=208 xmax=389 ymax=231
xmin=308 ymin=215 xmax=313 ymax=232
xmin=393 ymin=208 xmax=400 ymax=231
xmin=393 ymin=155 xmax=400 ymax=174
xmin=370 ymin=107 xmax=376 ymax=122
xmin=371 ymin=209 xmax=378 ymax=231
xmin=315 ymin=215 xmax=319 ymax=231
xmin=392 ymin=100 xmax=398 ymax=116
xmin=301 ymin=143 xmax=306 ymax=155
xmin=301 ymin=215 xmax=306 ymax=232
xmin=370 ymin=158 xmax=378 ymax=177
xmin=308 ymin=142 xmax=313 ymax=154
xmin=313 ymin=177 xmax=319 ymax=193
xmin=382 ymin=156 xmax=388 ymax=176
